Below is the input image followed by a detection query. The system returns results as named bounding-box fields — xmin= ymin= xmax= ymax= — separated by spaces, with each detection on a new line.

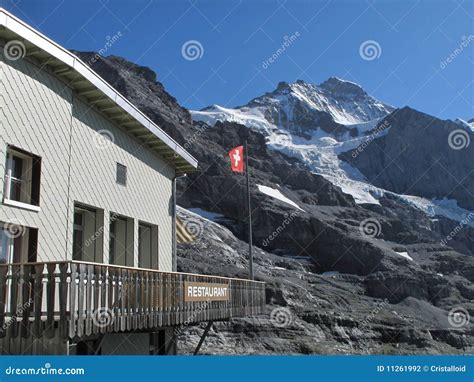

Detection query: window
xmin=138 ymin=222 xmax=158 ymax=269
xmin=0 ymin=223 xmax=37 ymax=264
xmin=116 ymin=163 xmax=127 ymax=186
xmin=72 ymin=203 xmax=104 ymax=262
xmin=109 ymin=213 xmax=133 ymax=266
xmin=3 ymin=146 xmax=41 ymax=208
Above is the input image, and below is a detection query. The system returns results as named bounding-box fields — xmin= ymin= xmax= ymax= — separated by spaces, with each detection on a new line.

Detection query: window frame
xmin=138 ymin=221 xmax=158 ymax=270
xmin=3 ymin=146 xmax=42 ymax=212
xmin=109 ymin=212 xmax=134 ymax=267
xmin=72 ymin=203 xmax=103 ymax=263
xmin=0 ymin=223 xmax=37 ymax=264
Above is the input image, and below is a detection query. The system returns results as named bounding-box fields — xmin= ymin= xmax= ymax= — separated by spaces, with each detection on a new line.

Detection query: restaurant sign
xmin=184 ymin=281 xmax=230 ymax=302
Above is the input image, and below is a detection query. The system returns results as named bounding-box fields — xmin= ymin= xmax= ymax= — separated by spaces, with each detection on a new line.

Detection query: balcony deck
xmin=0 ymin=261 xmax=265 ymax=342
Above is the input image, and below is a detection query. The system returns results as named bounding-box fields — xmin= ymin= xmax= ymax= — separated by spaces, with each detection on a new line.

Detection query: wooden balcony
xmin=0 ymin=261 xmax=266 ymax=341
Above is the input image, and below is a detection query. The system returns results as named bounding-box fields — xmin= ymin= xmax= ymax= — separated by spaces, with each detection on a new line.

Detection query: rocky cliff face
xmin=177 ymin=208 xmax=473 ymax=355
xmin=339 ymin=107 xmax=474 ymax=211
xmin=75 ymin=51 xmax=473 ymax=354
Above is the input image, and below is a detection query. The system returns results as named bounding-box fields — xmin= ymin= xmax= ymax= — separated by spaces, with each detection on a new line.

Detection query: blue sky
xmin=2 ymin=0 xmax=473 ymax=120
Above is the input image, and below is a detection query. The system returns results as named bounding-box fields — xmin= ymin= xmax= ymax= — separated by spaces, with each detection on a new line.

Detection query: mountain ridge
xmin=191 ymin=78 xmax=473 ymax=214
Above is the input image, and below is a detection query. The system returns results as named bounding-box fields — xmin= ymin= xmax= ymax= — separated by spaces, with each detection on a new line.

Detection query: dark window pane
xmin=30 ymin=157 xmax=41 ymax=205
xmin=10 ymin=178 xmax=23 ymax=201
xmin=73 ymin=229 xmax=83 ymax=260
xmin=109 ymin=219 xmax=116 ymax=264
xmin=116 ymin=163 xmax=127 ymax=186
xmin=12 ymin=156 xmax=23 ymax=179
xmin=74 ymin=212 xmax=83 ymax=226
xmin=72 ymin=209 xmax=85 ymax=260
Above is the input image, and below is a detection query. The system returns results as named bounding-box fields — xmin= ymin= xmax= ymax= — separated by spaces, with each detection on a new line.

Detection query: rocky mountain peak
xmin=276 ymin=81 xmax=290 ymax=91
xmin=109 ymin=56 xmax=157 ymax=83
xmin=319 ymin=77 xmax=367 ymax=96
xmin=75 ymin=50 xmax=192 ymax=140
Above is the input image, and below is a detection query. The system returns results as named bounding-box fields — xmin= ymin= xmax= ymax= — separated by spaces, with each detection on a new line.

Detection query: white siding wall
xmin=0 ymin=52 xmax=175 ymax=271
xmin=1 ymin=51 xmax=73 ymax=261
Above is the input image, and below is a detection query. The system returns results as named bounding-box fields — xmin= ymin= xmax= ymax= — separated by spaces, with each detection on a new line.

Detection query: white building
xmin=0 ymin=8 xmax=264 ymax=355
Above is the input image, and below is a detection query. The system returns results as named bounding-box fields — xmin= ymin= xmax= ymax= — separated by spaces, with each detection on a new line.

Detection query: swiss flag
xmin=228 ymin=145 xmax=244 ymax=173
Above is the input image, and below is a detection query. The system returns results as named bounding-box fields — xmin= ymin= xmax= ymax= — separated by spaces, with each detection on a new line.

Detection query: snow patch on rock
xmin=257 ymin=184 xmax=305 ymax=211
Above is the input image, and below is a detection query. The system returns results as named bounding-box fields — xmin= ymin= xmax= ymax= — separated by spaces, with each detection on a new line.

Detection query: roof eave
xmin=0 ymin=8 xmax=198 ymax=175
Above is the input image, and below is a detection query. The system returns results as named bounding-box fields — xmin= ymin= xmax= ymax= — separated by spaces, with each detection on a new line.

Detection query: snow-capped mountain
xmin=193 ymin=77 xmax=394 ymax=138
xmin=191 ymin=78 xmax=474 ymax=223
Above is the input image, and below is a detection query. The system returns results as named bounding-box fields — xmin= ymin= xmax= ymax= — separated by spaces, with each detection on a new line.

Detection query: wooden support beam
xmin=136 ymin=132 xmax=155 ymax=139
xmin=54 ymin=66 xmax=73 ymax=76
xmin=193 ymin=321 xmax=213 ymax=355
xmin=38 ymin=56 xmax=58 ymax=67
xmin=104 ymin=111 xmax=123 ymax=119
xmin=70 ymin=77 xmax=89 ymax=86
xmin=26 ymin=47 xmax=43 ymax=56
xmin=87 ymin=96 xmax=108 ymax=104
xmin=120 ymin=120 xmax=138 ymax=127
xmin=77 ymin=88 xmax=99 ymax=96
xmin=99 ymin=105 xmax=121 ymax=113
xmin=128 ymin=127 xmax=144 ymax=133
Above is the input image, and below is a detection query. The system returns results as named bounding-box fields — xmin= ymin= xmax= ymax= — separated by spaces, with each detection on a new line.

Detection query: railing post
xmin=76 ymin=263 xmax=86 ymax=337
xmin=0 ymin=265 xmax=8 ymax=335
xmin=86 ymin=264 xmax=94 ymax=336
xmin=46 ymin=263 xmax=56 ymax=338
xmin=58 ymin=263 xmax=68 ymax=339
xmin=32 ymin=264 xmax=43 ymax=338
xmin=20 ymin=264 xmax=33 ymax=339
xmin=9 ymin=265 xmax=20 ymax=338
xmin=69 ymin=263 xmax=77 ymax=338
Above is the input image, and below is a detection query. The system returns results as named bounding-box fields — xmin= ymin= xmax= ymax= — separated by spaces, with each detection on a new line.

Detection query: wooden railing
xmin=0 ymin=261 xmax=265 ymax=340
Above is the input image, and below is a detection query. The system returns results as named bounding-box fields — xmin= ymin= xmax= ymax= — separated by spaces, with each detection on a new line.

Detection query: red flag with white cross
xmin=229 ymin=141 xmax=254 ymax=279
xmin=228 ymin=145 xmax=244 ymax=173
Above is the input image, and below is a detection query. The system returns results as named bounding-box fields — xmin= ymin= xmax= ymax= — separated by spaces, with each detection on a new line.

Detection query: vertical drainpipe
xmin=65 ymin=93 xmax=75 ymax=261
xmin=172 ymin=173 xmax=187 ymax=272
xmin=172 ymin=176 xmax=177 ymax=272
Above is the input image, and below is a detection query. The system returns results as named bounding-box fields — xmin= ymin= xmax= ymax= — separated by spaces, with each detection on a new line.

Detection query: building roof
xmin=0 ymin=8 xmax=198 ymax=175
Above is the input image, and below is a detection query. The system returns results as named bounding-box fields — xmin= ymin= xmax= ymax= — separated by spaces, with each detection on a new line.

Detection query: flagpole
xmin=244 ymin=140 xmax=254 ymax=280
